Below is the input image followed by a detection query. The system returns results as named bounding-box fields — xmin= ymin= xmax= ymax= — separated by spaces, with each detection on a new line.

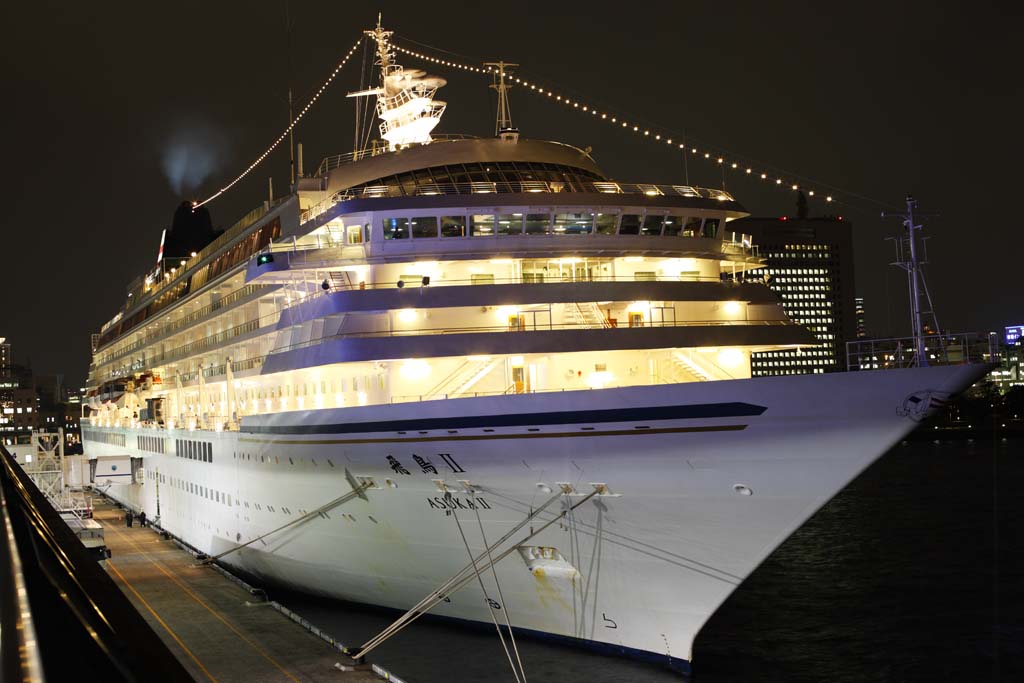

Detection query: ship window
xmin=382 ymin=217 xmax=409 ymax=239
xmin=346 ymin=224 xmax=363 ymax=244
xmin=663 ymin=215 xmax=684 ymax=236
xmin=441 ymin=215 xmax=466 ymax=237
xmin=411 ymin=216 xmax=438 ymax=238
xmin=683 ymin=217 xmax=702 ymax=237
xmin=641 ymin=214 xmax=664 ymax=236
xmin=496 ymin=214 xmax=522 ymax=236
xmin=703 ymin=218 xmax=720 ymax=238
xmin=470 ymin=273 xmax=495 ymax=285
xmin=634 ymin=271 xmax=657 ymax=281
xmin=595 ymin=213 xmax=617 ymax=235
xmin=524 ymin=213 xmax=550 ymax=235
xmin=470 ymin=215 xmax=495 ymax=237
xmin=619 ymin=214 xmax=641 ymax=235
xmin=554 ymin=213 xmax=593 ymax=235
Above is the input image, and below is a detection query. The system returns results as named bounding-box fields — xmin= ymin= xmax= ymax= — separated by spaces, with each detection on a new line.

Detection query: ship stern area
xmin=230 ymin=363 xmax=985 ymax=675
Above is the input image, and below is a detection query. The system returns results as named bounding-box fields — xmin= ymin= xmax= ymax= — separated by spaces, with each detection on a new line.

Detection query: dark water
xmin=278 ymin=439 xmax=1022 ymax=682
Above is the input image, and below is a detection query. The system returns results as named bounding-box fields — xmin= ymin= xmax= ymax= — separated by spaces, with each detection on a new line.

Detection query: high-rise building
xmin=732 ymin=216 xmax=857 ymax=375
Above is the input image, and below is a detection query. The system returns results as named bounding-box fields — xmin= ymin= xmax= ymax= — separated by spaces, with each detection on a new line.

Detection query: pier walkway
xmin=96 ymin=500 xmax=388 ymax=683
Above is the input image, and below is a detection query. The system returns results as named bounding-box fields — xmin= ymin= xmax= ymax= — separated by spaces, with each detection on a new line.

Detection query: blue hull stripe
xmin=248 ymin=401 xmax=766 ymax=435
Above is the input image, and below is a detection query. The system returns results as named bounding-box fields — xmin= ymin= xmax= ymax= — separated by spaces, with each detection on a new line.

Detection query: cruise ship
xmin=82 ymin=22 xmax=987 ymax=674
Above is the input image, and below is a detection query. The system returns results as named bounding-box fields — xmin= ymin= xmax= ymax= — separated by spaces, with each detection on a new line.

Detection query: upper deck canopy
xmin=305 ymin=137 xmax=606 ymax=195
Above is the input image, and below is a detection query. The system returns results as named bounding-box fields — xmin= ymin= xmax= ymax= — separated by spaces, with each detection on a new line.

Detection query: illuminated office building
xmin=736 ymin=216 xmax=857 ymax=375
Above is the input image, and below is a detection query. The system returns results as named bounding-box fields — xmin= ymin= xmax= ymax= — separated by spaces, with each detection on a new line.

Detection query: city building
xmin=733 ymin=215 xmax=857 ymax=375
xmin=0 ymin=340 xmax=80 ymax=448
xmin=991 ymin=327 xmax=1022 ymax=393
xmin=1006 ymin=324 xmax=1023 ymax=346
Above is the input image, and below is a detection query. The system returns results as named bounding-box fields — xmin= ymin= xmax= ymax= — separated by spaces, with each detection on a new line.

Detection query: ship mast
xmin=883 ymin=195 xmax=941 ymax=366
xmin=485 ymin=61 xmax=519 ymax=140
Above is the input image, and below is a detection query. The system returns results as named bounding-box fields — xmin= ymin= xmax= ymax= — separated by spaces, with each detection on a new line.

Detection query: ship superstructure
xmin=82 ymin=23 xmax=987 ymax=674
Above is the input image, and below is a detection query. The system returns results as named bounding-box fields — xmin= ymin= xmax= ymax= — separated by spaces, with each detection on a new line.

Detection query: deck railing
xmin=300 ymin=179 xmax=736 ymax=224
xmin=845 ymin=333 xmax=1001 ymax=371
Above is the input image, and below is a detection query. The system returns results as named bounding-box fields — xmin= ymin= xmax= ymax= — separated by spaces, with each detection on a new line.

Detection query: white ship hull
xmin=88 ymin=365 xmax=983 ymax=673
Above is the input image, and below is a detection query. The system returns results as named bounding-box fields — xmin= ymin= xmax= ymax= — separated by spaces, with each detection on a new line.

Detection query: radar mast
xmin=485 ymin=61 xmax=519 ymax=141
xmin=347 ymin=16 xmax=447 ymax=151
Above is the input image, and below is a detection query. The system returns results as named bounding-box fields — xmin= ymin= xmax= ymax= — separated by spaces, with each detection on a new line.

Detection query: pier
xmin=95 ymin=498 xmax=393 ymax=682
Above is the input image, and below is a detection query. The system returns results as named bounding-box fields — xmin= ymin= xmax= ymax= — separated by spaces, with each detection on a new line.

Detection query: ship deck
xmin=95 ymin=499 xmax=399 ymax=682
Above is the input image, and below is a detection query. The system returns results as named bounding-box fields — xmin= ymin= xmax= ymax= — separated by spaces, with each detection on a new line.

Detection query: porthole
xmin=733 ymin=484 xmax=753 ymax=496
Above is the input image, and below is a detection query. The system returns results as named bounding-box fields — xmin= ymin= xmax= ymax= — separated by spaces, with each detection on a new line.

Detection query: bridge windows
xmin=382 ymin=217 xmax=409 ymax=239
xmin=441 ymin=215 xmax=466 ymax=237
xmin=662 ymin=215 xmax=684 ymax=236
xmin=553 ymin=213 xmax=593 ymax=235
xmin=496 ymin=214 xmax=522 ymax=236
xmin=470 ymin=214 xmax=495 ymax=236
xmin=378 ymin=209 xmax=723 ymax=241
xmin=525 ymin=213 xmax=550 ymax=235
xmin=641 ymin=214 xmax=664 ymax=236
xmin=619 ymin=214 xmax=641 ymax=235
xmin=595 ymin=212 xmax=617 ymax=234
xmin=410 ymin=216 xmax=438 ymax=239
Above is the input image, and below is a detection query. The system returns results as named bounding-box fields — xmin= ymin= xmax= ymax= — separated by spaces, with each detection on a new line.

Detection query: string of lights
xmin=390 ymin=39 xmax=892 ymax=214
xmin=194 ymin=36 xmax=365 ymax=208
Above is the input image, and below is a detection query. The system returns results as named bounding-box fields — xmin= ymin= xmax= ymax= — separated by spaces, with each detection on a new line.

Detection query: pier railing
xmin=0 ymin=443 xmax=192 ymax=682
xmin=845 ymin=333 xmax=1001 ymax=371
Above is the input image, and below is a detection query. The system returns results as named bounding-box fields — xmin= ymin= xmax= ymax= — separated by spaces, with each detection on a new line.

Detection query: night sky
xmin=2 ymin=1 xmax=1020 ymax=386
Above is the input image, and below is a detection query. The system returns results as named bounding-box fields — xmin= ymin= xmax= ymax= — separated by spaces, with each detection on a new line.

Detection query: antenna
xmin=485 ymin=61 xmax=519 ymax=140
xmin=882 ymin=195 xmax=940 ymax=366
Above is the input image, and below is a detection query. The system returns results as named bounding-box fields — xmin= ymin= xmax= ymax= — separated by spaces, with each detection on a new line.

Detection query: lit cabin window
xmin=382 ymin=218 xmax=409 ymax=239
xmin=663 ymin=215 xmax=685 ymax=236
xmin=411 ymin=216 xmax=438 ymax=238
xmin=619 ymin=214 xmax=641 ymax=235
xmin=682 ymin=217 xmax=703 ymax=237
xmin=553 ymin=213 xmax=593 ymax=235
xmin=595 ymin=213 xmax=618 ymax=235
xmin=470 ymin=215 xmax=495 ymax=237
xmin=524 ymin=213 xmax=550 ymax=235
xmin=496 ymin=214 xmax=522 ymax=236
xmin=441 ymin=216 xmax=466 ymax=237
xmin=641 ymin=214 xmax=664 ymax=236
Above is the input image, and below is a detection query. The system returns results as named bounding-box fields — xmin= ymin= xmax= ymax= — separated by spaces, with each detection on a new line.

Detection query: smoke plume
xmin=160 ymin=122 xmax=225 ymax=195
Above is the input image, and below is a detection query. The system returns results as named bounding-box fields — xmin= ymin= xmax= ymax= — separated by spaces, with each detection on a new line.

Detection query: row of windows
xmin=233 ymin=451 xmax=338 ymax=468
xmin=355 ymin=161 xmax=604 ymax=197
xmin=381 ymin=213 xmax=720 ymax=240
xmin=754 ymin=358 xmax=836 ymax=367
xmin=176 ymin=439 xmax=213 ymax=463
xmin=753 ymin=368 xmax=828 ymax=376
xmin=82 ymin=429 xmax=125 ymax=447
xmin=137 ymin=435 xmax=165 ymax=454
xmin=168 ymin=474 xmax=231 ymax=507
xmin=755 ymin=349 xmax=837 ymax=359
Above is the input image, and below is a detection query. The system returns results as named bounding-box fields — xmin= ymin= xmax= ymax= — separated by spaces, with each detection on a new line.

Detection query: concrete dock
xmin=95 ymin=499 xmax=394 ymax=683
